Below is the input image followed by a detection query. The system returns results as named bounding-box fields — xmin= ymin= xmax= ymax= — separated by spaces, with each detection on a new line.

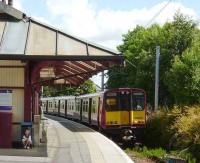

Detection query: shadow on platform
xmin=0 ymin=143 xmax=47 ymax=157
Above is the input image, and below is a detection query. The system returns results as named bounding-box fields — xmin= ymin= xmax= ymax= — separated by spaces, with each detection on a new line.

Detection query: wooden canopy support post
xmin=24 ymin=62 xmax=32 ymax=122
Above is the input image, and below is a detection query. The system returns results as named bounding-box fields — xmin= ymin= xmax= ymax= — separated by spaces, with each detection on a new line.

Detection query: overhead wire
xmin=124 ymin=0 xmax=173 ymax=68
xmin=145 ymin=0 xmax=173 ymax=28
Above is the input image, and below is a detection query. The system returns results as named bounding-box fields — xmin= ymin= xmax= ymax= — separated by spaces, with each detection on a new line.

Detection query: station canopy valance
xmin=0 ymin=2 xmax=124 ymax=86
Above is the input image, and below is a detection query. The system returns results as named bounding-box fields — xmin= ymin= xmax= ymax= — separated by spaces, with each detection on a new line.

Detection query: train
xmin=41 ymin=88 xmax=147 ymax=141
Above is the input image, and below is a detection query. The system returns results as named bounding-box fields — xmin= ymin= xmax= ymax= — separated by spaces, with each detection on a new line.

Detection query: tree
xmin=107 ymin=12 xmax=198 ymax=106
xmin=42 ymin=80 xmax=97 ymax=97
xmin=165 ymin=31 xmax=200 ymax=105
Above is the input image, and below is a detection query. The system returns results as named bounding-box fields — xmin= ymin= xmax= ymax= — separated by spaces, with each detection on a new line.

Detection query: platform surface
xmin=0 ymin=115 xmax=134 ymax=163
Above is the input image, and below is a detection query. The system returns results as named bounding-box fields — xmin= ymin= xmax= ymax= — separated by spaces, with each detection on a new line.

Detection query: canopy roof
xmin=0 ymin=2 xmax=124 ymax=86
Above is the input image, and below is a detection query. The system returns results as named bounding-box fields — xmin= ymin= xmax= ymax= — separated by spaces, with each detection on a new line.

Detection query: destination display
xmin=0 ymin=90 xmax=12 ymax=111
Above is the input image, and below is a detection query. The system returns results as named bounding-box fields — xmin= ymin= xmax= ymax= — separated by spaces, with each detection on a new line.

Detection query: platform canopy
xmin=0 ymin=2 xmax=124 ymax=86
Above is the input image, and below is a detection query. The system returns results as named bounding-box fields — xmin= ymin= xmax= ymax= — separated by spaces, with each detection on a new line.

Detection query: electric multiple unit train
xmin=41 ymin=88 xmax=146 ymax=139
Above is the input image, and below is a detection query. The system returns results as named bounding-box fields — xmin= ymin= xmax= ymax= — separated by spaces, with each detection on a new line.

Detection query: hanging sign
xmin=0 ymin=90 xmax=12 ymax=111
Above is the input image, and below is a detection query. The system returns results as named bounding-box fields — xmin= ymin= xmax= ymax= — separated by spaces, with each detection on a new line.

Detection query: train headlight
xmin=134 ymin=120 xmax=145 ymax=124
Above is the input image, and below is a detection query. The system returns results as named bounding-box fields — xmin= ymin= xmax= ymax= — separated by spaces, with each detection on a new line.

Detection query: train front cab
xmin=102 ymin=88 xmax=146 ymax=135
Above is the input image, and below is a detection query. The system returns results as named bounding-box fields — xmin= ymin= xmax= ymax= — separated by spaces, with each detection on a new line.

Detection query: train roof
xmin=55 ymin=96 xmax=75 ymax=100
xmin=41 ymin=96 xmax=75 ymax=101
xmin=105 ymin=88 xmax=145 ymax=92
xmin=41 ymin=97 xmax=54 ymax=101
xmin=77 ymin=91 xmax=104 ymax=98
xmin=40 ymin=88 xmax=145 ymax=101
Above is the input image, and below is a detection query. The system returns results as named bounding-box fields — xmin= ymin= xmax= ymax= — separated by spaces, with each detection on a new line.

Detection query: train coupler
xmin=121 ymin=129 xmax=136 ymax=142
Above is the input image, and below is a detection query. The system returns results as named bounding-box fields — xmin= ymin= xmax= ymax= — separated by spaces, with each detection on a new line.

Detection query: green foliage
xmin=171 ymin=106 xmax=200 ymax=160
xmin=125 ymin=146 xmax=167 ymax=160
xmin=165 ymin=32 xmax=200 ymax=105
xmin=144 ymin=109 xmax=179 ymax=148
xmin=43 ymin=80 xmax=97 ymax=97
xmin=107 ymin=12 xmax=199 ymax=106
xmin=142 ymin=147 xmax=166 ymax=159
xmin=144 ymin=106 xmax=200 ymax=161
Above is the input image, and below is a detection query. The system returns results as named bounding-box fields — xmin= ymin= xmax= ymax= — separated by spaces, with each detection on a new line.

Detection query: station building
xmin=0 ymin=1 xmax=123 ymax=148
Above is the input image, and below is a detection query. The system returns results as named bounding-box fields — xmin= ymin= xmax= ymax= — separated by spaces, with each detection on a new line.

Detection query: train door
xmin=91 ymin=97 xmax=99 ymax=126
xmin=65 ymin=100 xmax=67 ymax=116
xmin=58 ymin=99 xmax=60 ymax=116
xmin=88 ymin=98 xmax=92 ymax=124
xmin=60 ymin=99 xmax=65 ymax=115
xmin=80 ymin=99 xmax=83 ymax=121
xmin=119 ymin=91 xmax=131 ymax=125
xmin=46 ymin=100 xmax=48 ymax=113
xmin=82 ymin=98 xmax=89 ymax=123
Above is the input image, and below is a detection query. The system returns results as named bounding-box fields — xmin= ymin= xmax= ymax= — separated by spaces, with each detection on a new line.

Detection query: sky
xmin=12 ymin=0 xmax=200 ymax=87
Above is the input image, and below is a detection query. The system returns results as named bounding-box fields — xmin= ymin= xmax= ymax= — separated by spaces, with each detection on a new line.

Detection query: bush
xmin=143 ymin=106 xmax=200 ymax=161
xmin=144 ymin=109 xmax=179 ymax=148
xmin=171 ymin=106 xmax=200 ymax=160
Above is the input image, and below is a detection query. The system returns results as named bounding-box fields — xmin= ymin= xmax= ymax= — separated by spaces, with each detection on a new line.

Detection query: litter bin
xmin=21 ymin=122 xmax=33 ymax=145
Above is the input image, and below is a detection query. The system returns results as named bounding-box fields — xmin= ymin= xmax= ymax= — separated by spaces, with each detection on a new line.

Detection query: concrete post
xmin=155 ymin=46 xmax=160 ymax=111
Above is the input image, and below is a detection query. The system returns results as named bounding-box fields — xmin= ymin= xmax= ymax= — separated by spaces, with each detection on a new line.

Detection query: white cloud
xmin=43 ymin=0 xmax=197 ymax=50
xmin=13 ymin=0 xmax=197 ymax=86
xmin=13 ymin=0 xmax=23 ymax=10
xmin=42 ymin=0 xmax=197 ymax=86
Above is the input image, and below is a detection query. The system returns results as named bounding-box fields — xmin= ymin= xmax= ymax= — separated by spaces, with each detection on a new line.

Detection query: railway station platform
xmin=0 ymin=115 xmax=134 ymax=163
xmin=0 ymin=1 xmax=123 ymax=149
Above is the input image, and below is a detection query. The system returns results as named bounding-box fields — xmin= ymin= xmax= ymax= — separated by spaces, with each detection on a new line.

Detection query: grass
xmin=125 ymin=147 xmax=197 ymax=163
xmin=125 ymin=146 xmax=167 ymax=160
xmin=142 ymin=147 xmax=166 ymax=159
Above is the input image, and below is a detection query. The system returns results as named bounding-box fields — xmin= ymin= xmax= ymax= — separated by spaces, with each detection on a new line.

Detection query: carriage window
xmin=119 ymin=91 xmax=131 ymax=110
xmin=62 ymin=102 xmax=65 ymax=110
xmin=69 ymin=101 xmax=71 ymax=110
xmin=82 ymin=101 xmax=85 ymax=112
xmin=49 ymin=102 xmax=52 ymax=108
xmin=76 ymin=100 xmax=81 ymax=111
xmin=71 ymin=102 xmax=74 ymax=110
xmin=83 ymin=101 xmax=86 ymax=112
xmin=85 ymin=101 xmax=88 ymax=112
xmin=132 ymin=92 xmax=145 ymax=110
xmin=105 ymin=92 xmax=119 ymax=111
xmin=92 ymin=99 xmax=97 ymax=113
xmin=71 ymin=101 xmax=73 ymax=110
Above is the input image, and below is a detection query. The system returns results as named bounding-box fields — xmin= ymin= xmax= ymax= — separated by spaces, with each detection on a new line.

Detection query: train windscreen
xmin=132 ymin=92 xmax=145 ymax=110
xmin=119 ymin=91 xmax=131 ymax=110
xmin=105 ymin=91 xmax=131 ymax=111
xmin=105 ymin=92 xmax=119 ymax=111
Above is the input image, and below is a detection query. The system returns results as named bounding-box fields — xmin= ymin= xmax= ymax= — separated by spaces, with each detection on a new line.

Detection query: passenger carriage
xmin=65 ymin=96 xmax=76 ymax=119
xmin=41 ymin=88 xmax=146 ymax=139
xmin=59 ymin=96 xmax=67 ymax=116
